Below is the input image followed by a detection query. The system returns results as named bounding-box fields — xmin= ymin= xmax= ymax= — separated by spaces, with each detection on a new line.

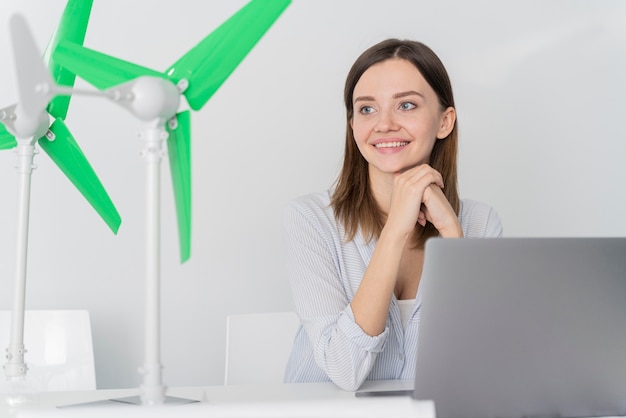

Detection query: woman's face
xmin=351 ymin=58 xmax=454 ymax=178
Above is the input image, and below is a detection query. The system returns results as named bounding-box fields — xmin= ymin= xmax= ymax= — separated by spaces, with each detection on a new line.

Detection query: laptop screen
xmin=413 ymin=237 xmax=626 ymax=418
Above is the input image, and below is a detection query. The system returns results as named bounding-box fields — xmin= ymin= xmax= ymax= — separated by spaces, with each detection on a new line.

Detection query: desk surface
xmin=2 ymin=380 xmax=431 ymax=417
xmin=4 ymin=382 xmax=625 ymax=418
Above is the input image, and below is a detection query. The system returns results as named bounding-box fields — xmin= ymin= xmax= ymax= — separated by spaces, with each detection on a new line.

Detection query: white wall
xmin=0 ymin=0 xmax=624 ymax=389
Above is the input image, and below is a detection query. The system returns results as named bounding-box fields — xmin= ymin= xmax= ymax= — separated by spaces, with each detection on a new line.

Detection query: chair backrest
xmin=0 ymin=310 xmax=96 ymax=392
xmin=224 ymin=311 xmax=300 ymax=385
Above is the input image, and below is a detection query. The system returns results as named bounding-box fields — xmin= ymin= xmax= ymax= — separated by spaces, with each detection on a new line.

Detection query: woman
xmin=283 ymin=39 xmax=502 ymax=391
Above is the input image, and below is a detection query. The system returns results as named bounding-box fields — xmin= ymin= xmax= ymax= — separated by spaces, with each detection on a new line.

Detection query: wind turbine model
xmin=53 ymin=0 xmax=291 ymax=405
xmin=0 ymin=0 xmax=121 ymax=392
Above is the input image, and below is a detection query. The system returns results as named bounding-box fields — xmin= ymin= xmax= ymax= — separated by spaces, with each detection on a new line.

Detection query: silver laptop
xmin=413 ymin=237 xmax=626 ymax=418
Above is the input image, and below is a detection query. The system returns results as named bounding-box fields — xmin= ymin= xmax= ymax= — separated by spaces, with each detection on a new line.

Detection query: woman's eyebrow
xmin=354 ymin=90 xmax=424 ymax=103
xmin=393 ymin=90 xmax=423 ymax=99
xmin=353 ymin=95 xmax=375 ymax=103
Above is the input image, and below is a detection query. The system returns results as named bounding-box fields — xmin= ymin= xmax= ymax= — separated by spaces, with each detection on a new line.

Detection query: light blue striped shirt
xmin=283 ymin=190 xmax=503 ymax=391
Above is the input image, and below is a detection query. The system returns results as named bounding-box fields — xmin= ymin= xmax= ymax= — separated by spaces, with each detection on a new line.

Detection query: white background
xmin=0 ymin=0 xmax=625 ymax=389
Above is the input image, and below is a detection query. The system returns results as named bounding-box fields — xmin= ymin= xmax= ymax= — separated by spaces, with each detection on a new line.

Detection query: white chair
xmin=0 ymin=310 xmax=96 ymax=392
xmin=224 ymin=311 xmax=300 ymax=385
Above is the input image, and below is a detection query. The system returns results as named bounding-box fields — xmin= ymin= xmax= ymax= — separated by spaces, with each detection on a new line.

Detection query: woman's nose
xmin=374 ymin=108 xmax=398 ymax=132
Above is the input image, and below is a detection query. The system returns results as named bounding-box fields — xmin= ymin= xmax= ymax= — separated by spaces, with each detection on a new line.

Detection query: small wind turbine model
xmin=53 ymin=0 xmax=291 ymax=405
xmin=0 ymin=0 xmax=120 ymax=390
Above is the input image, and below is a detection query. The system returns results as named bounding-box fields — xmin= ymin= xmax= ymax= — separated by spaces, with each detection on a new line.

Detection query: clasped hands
xmin=387 ymin=164 xmax=463 ymax=239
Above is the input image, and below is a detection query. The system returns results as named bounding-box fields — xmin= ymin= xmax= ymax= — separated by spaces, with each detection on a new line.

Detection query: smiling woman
xmin=282 ymin=39 xmax=503 ymax=391
xmin=351 ymin=59 xmax=454 ymax=174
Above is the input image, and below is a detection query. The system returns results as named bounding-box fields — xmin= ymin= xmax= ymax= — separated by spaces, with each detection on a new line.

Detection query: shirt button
xmin=399 ymin=353 xmax=404 ymax=361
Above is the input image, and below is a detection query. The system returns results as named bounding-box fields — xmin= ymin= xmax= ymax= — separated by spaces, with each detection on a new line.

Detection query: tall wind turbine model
xmin=54 ymin=0 xmax=291 ymax=405
xmin=0 ymin=0 xmax=120 ymax=392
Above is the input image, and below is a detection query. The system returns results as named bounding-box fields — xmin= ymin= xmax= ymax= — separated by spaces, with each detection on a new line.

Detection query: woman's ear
xmin=436 ymin=107 xmax=456 ymax=139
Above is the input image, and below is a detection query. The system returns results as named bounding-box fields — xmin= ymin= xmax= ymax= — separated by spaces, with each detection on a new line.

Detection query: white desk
xmin=2 ymin=380 xmax=433 ymax=417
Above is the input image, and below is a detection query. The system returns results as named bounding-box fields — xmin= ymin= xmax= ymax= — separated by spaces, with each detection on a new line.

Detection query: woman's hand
xmin=388 ymin=164 xmax=462 ymax=238
xmin=386 ymin=164 xmax=442 ymax=237
xmin=419 ymin=184 xmax=463 ymax=237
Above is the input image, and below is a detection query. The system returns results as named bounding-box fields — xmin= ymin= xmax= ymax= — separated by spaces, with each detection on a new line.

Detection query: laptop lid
xmin=413 ymin=237 xmax=626 ymax=418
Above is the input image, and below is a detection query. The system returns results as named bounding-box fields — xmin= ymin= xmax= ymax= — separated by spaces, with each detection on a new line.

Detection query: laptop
xmin=412 ymin=237 xmax=626 ymax=418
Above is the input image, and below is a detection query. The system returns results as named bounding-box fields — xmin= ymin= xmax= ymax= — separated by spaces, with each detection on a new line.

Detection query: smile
xmin=374 ymin=141 xmax=409 ymax=148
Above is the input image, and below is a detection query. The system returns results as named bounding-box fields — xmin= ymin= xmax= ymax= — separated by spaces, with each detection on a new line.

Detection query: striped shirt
xmin=283 ymin=190 xmax=503 ymax=391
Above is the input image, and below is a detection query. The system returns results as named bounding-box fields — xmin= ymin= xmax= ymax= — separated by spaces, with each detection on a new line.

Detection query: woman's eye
xmin=400 ymin=102 xmax=416 ymax=111
xmin=359 ymin=105 xmax=375 ymax=115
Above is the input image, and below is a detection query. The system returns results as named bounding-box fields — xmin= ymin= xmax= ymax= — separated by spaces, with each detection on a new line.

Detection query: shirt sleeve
xmin=460 ymin=199 xmax=504 ymax=238
xmin=283 ymin=199 xmax=387 ymax=391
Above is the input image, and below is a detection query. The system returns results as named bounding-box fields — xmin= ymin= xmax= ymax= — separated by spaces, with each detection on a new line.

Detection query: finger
xmin=399 ymin=165 xmax=444 ymax=189
xmin=417 ymin=210 xmax=427 ymax=227
xmin=395 ymin=171 xmax=443 ymax=192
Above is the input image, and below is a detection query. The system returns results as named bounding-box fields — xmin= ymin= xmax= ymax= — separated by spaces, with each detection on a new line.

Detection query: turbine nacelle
xmin=108 ymin=76 xmax=181 ymax=123
xmin=0 ymin=103 xmax=50 ymax=141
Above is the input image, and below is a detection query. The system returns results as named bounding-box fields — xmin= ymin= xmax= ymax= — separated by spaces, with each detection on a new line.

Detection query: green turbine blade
xmin=166 ymin=111 xmax=192 ymax=263
xmin=53 ymin=40 xmax=165 ymax=90
xmin=0 ymin=124 xmax=16 ymax=150
xmin=44 ymin=0 xmax=93 ymax=119
xmin=38 ymin=118 xmax=121 ymax=234
xmin=166 ymin=0 xmax=291 ymax=111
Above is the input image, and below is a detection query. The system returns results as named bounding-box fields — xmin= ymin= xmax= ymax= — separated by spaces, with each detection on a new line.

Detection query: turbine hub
xmin=129 ymin=76 xmax=180 ymax=122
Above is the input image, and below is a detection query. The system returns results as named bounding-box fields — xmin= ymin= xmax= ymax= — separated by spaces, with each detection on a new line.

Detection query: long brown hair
xmin=331 ymin=39 xmax=460 ymax=249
